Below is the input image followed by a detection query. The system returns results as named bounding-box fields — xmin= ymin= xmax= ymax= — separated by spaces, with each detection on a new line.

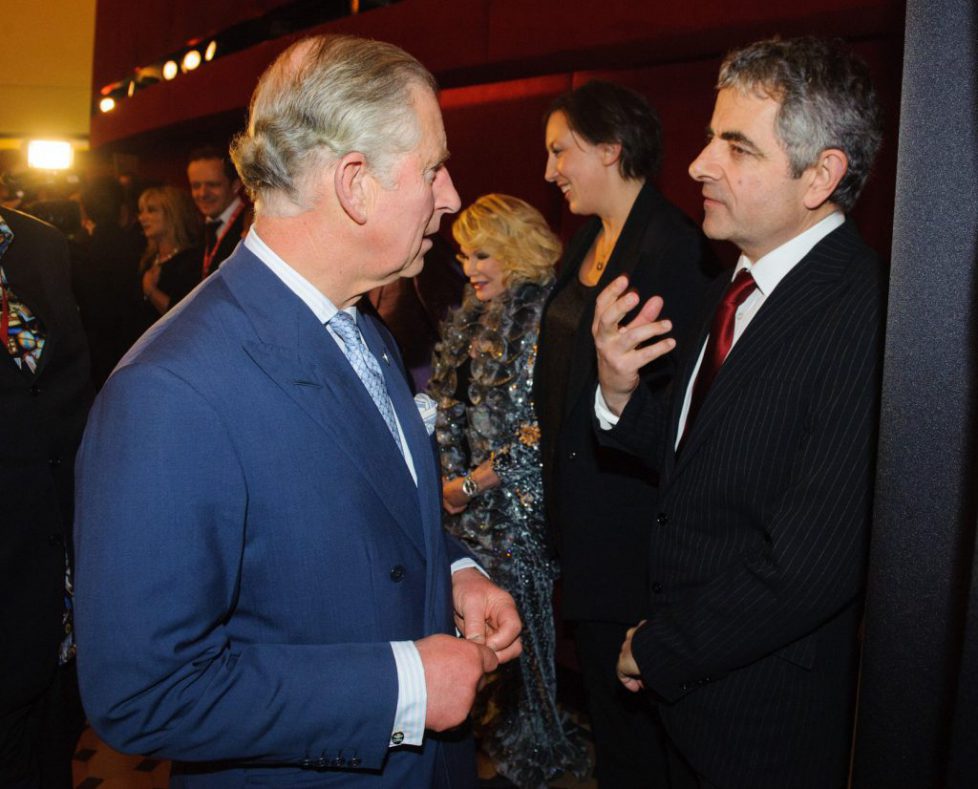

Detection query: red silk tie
xmin=680 ymin=268 xmax=756 ymax=446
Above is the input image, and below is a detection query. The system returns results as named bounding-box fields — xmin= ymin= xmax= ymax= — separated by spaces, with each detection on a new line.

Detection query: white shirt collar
xmin=244 ymin=226 xmax=355 ymax=325
xmin=734 ymin=212 xmax=845 ymax=296
xmin=209 ymin=195 xmax=244 ymax=227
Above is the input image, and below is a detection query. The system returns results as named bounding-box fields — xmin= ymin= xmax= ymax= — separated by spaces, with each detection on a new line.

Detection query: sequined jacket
xmin=428 ymin=280 xmax=553 ymax=577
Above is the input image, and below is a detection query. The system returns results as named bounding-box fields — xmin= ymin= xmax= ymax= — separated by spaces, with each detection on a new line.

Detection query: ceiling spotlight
xmin=182 ymin=50 xmax=201 ymax=71
xmin=27 ymin=140 xmax=74 ymax=170
xmin=99 ymin=97 xmax=116 ymax=113
xmin=204 ymin=40 xmax=218 ymax=61
xmin=127 ymin=80 xmax=136 ymax=97
xmin=162 ymin=60 xmax=179 ymax=80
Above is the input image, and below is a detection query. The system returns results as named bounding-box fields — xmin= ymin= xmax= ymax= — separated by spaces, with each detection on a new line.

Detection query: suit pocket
xmin=773 ymin=632 xmax=817 ymax=671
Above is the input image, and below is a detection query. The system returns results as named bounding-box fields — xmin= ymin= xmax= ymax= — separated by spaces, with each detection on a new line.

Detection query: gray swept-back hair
xmin=231 ymin=35 xmax=437 ymax=214
xmin=718 ymin=36 xmax=883 ymax=212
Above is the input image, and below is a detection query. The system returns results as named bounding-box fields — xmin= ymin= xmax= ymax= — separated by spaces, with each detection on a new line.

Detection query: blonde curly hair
xmin=452 ymin=194 xmax=561 ymax=287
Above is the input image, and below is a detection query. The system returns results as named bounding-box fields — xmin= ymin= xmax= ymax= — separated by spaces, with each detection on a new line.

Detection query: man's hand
xmin=617 ymin=620 xmax=646 ymax=693
xmin=451 ymin=568 xmax=522 ymax=663
xmin=416 ymin=634 xmax=499 ymax=731
xmin=592 ymin=276 xmax=676 ymax=416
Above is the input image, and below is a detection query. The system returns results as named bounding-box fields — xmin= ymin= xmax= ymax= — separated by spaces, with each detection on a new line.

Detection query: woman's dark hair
xmin=548 ymin=80 xmax=662 ymax=180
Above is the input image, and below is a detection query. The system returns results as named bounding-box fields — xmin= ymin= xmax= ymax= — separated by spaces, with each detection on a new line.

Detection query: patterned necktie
xmin=1 ymin=265 xmax=47 ymax=374
xmin=680 ymin=268 xmax=757 ymax=446
xmin=329 ymin=311 xmax=403 ymax=453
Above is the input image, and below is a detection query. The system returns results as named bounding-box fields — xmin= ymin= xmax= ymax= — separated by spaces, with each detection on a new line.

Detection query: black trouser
xmin=573 ymin=620 xmax=670 ymax=788
xmin=0 ymin=662 xmax=84 ymax=789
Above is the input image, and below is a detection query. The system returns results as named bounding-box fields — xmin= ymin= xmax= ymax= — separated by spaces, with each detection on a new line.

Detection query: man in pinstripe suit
xmin=592 ymin=38 xmax=886 ymax=788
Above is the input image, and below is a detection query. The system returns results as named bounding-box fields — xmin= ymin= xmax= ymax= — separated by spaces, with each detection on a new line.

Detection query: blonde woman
xmin=429 ymin=194 xmax=588 ymax=788
xmin=137 ymin=186 xmax=202 ymax=321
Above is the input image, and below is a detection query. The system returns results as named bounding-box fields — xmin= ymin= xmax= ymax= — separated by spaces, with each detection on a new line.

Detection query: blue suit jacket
xmin=74 ymin=244 xmax=474 ymax=787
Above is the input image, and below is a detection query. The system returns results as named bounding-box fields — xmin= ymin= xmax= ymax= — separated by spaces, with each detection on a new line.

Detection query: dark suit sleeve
xmin=632 ymin=265 xmax=883 ymax=703
xmin=598 ymin=379 xmax=672 ymax=462
xmin=74 ymin=363 xmax=399 ymax=768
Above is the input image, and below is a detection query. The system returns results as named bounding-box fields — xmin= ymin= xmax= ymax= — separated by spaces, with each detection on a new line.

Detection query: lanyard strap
xmin=202 ymin=202 xmax=245 ymax=277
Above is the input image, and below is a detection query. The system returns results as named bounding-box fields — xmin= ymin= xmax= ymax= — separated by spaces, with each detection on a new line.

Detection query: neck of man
xmin=254 ymin=210 xmax=363 ymax=309
xmin=742 ymin=202 xmax=841 ymax=263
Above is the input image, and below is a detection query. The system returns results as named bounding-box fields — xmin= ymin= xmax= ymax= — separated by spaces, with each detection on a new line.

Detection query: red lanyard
xmin=202 ymin=202 xmax=245 ymax=278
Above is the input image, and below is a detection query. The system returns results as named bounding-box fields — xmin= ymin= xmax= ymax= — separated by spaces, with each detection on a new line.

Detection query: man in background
xmin=0 ymin=207 xmax=93 ymax=787
xmin=187 ymin=145 xmax=250 ymax=278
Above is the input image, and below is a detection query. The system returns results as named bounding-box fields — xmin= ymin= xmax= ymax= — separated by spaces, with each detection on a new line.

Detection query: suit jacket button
xmin=49 ymin=455 xmax=62 ymax=467
xmin=390 ymin=565 xmax=405 ymax=582
xmin=350 ymin=756 xmax=362 ymax=767
xmin=679 ymin=682 xmax=689 ymax=691
xmin=656 ymin=512 xmax=669 ymax=526
xmin=30 ymin=384 xmax=41 ymax=396
xmin=567 ymin=450 xmax=577 ymax=460
xmin=300 ymin=758 xmax=312 ymax=768
xmin=333 ymin=757 xmax=346 ymax=767
xmin=316 ymin=756 xmax=327 ymax=768
xmin=651 ymin=582 xmax=663 ymax=594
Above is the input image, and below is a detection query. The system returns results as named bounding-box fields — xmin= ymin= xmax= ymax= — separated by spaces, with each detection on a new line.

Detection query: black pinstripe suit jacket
xmin=613 ymin=219 xmax=886 ymax=788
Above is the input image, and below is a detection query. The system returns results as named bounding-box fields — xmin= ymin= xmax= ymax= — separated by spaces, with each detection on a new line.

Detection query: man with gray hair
xmin=74 ymin=35 xmax=521 ymax=788
xmin=592 ymin=37 xmax=885 ymax=786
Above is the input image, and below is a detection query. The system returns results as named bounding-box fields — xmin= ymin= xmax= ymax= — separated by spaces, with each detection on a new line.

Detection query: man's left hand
xmin=617 ymin=620 xmax=646 ymax=693
xmin=451 ymin=568 xmax=522 ymax=663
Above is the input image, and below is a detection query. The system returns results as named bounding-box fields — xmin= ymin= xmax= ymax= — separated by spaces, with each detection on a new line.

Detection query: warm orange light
xmin=162 ymin=60 xmax=179 ymax=80
xmin=204 ymin=41 xmax=218 ymax=61
xmin=182 ymin=50 xmax=201 ymax=71
xmin=99 ymin=97 xmax=116 ymax=113
xmin=28 ymin=140 xmax=74 ymax=170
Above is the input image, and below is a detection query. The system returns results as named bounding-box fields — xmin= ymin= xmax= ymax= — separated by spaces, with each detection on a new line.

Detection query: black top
xmin=137 ymin=246 xmax=203 ymax=333
xmin=534 ymin=182 xmax=717 ymax=623
xmin=535 ymin=275 xmax=592 ymax=458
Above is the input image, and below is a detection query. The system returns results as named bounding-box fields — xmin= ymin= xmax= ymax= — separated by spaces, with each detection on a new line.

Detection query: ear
xmin=803 ymin=148 xmax=848 ymax=210
xmin=334 ymin=151 xmax=369 ymax=225
xmin=599 ymin=141 xmax=623 ymax=168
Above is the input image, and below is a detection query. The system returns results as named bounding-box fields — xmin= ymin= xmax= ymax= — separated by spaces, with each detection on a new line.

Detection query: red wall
xmin=90 ymin=0 xmax=904 ymax=260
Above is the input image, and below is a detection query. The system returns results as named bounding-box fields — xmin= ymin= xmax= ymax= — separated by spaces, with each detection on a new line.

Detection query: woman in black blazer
xmin=534 ymin=81 xmax=715 ymax=788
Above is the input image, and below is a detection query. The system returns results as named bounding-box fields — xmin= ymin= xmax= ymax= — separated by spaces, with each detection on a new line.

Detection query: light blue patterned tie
xmin=329 ymin=311 xmax=402 ymax=453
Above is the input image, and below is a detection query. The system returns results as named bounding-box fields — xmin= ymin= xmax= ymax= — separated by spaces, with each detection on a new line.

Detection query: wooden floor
xmin=72 ymin=725 xmax=169 ymax=788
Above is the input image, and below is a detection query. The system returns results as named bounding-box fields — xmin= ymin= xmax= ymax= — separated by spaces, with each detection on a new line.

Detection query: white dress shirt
xmin=596 ymin=212 xmax=845 ymax=448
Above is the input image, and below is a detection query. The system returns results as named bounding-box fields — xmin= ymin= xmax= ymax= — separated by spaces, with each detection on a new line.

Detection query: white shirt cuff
xmin=389 ymin=641 xmax=426 ymax=747
xmin=594 ymin=386 xmax=621 ymax=430
xmin=451 ymin=558 xmax=488 ymax=578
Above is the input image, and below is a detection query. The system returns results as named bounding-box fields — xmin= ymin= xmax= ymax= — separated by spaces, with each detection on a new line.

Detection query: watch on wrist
xmin=461 ymin=473 xmax=480 ymax=498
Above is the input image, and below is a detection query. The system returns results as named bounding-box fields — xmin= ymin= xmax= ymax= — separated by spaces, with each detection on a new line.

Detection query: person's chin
xmin=401 ymin=253 xmax=426 ymax=279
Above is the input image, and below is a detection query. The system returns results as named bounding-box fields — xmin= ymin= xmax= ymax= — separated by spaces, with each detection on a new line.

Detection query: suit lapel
xmin=671 ymin=222 xmax=859 ymax=478
xmin=224 ymin=249 xmax=426 ymax=555
xmin=359 ymin=313 xmax=447 ymax=631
